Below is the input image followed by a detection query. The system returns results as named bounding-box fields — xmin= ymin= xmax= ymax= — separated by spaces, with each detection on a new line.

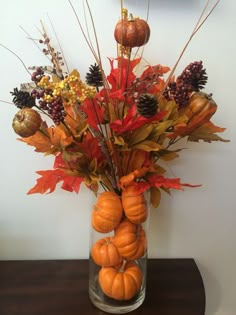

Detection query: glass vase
xmin=88 ymin=188 xmax=150 ymax=314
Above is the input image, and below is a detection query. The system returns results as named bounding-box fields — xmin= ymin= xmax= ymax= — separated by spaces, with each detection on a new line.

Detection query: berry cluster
xmin=178 ymin=61 xmax=208 ymax=91
xmin=164 ymin=61 xmax=208 ymax=108
xmin=32 ymin=89 xmax=66 ymax=125
xmin=31 ymin=67 xmax=45 ymax=83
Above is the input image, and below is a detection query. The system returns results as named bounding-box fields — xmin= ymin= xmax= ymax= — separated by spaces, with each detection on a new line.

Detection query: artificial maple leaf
xmin=78 ymin=132 xmax=104 ymax=163
xmin=140 ymin=64 xmax=170 ymax=79
xmin=27 ymin=169 xmax=83 ymax=194
xmin=147 ymin=174 xmax=201 ymax=190
xmin=188 ymin=121 xmax=229 ymax=143
xmin=110 ymin=104 xmax=167 ymax=134
xmin=47 ymin=125 xmax=73 ymax=148
xmin=27 ymin=169 xmax=66 ymax=194
xmin=147 ymin=174 xmax=183 ymax=190
xmin=107 ymin=57 xmax=141 ymax=93
xmin=60 ymin=175 xmax=83 ymax=193
xmin=80 ymin=98 xmax=104 ymax=131
xmin=18 ymin=130 xmax=52 ymax=153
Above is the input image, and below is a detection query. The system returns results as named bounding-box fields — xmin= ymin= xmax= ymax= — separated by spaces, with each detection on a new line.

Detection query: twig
xmin=0 ymin=43 xmax=31 ymax=76
xmin=159 ymin=0 xmax=221 ymax=99
xmin=47 ymin=14 xmax=70 ymax=74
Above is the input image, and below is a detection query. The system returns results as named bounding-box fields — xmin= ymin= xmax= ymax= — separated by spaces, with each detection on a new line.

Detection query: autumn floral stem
xmin=90 ymin=98 xmax=118 ymax=191
xmin=159 ymin=0 xmax=220 ymax=100
xmin=47 ymin=14 xmax=70 ymax=74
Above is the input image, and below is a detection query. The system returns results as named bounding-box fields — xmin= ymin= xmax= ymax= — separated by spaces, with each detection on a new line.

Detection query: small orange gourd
xmin=12 ymin=108 xmax=42 ymax=137
xmin=98 ymin=261 xmax=143 ymax=300
xmin=122 ymin=186 xmax=147 ymax=224
xmin=91 ymin=237 xmax=122 ymax=267
xmin=185 ymin=92 xmax=217 ymax=120
xmin=114 ymin=16 xmax=150 ymax=48
xmin=113 ymin=219 xmax=147 ymax=260
xmin=91 ymin=191 xmax=123 ymax=233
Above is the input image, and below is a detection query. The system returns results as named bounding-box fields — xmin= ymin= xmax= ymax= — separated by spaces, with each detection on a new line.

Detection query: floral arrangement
xmin=1 ymin=0 xmax=229 ymax=308
xmin=4 ymin=1 xmax=228 ymax=208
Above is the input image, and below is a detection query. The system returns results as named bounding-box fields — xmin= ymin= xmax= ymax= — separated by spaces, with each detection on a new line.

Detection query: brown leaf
xmin=188 ymin=121 xmax=230 ymax=143
xmin=150 ymin=187 xmax=161 ymax=208
xmin=128 ymin=124 xmax=153 ymax=146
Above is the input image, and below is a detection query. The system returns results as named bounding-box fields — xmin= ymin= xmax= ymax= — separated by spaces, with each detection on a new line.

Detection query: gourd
xmin=113 ymin=219 xmax=146 ymax=260
xmin=91 ymin=191 xmax=123 ymax=233
xmin=91 ymin=237 xmax=122 ymax=267
xmin=12 ymin=108 xmax=42 ymax=137
xmin=122 ymin=186 xmax=147 ymax=224
xmin=98 ymin=261 xmax=142 ymax=300
xmin=185 ymin=92 xmax=217 ymax=120
xmin=114 ymin=16 xmax=150 ymax=48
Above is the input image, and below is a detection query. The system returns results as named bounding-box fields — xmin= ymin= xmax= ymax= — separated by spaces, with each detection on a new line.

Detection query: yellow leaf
xmin=157 ymin=149 xmax=179 ymax=161
xmin=133 ymin=140 xmax=162 ymax=151
xmin=151 ymin=121 xmax=173 ymax=139
xmin=114 ymin=136 xmax=125 ymax=146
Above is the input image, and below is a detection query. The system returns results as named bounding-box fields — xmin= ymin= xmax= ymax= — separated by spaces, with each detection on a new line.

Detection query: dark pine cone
xmin=137 ymin=93 xmax=158 ymax=118
xmin=10 ymin=88 xmax=35 ymax=109
xmin=177 ymin=61 xmax=208 ymax=91
xmin=85 ymin=63 xmax=103 ymax=88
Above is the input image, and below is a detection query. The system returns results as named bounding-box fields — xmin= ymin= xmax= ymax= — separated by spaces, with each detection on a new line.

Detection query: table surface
xmin=0 ymin=259 xmax=205 ymax=315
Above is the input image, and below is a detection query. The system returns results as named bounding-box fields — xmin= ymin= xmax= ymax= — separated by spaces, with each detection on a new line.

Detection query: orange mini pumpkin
xmin=98 ymin=261 xmax=143 ymax=300
xmin=185 ymin=92 xmax=217 ymax=120
xmin=91 ymin=191 xmax=123 ymax=233
xmin=91 ymin=237 xmax=122 ymax=267
xmin=113 ymin=219 xmax=147 ymax=260
xmin=114 ymin=17 xmax=150 ymax=48
xmin=122 ymin=186 xmax=147 ymax=224
xmin=12 ymin=108 xmax=42 ymax=137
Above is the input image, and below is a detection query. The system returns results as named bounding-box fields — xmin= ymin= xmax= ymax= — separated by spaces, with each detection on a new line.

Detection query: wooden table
xmin=0 ymin=259 xmax=205 ymax=315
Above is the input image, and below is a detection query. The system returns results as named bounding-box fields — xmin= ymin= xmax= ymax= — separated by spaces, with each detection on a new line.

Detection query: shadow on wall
xmin=196 ymin=260 xmax=222 ymax=315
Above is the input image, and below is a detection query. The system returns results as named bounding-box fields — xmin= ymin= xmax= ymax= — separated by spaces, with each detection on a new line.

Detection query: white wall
xmin=0 ymin=1 xmax=235 ymax=314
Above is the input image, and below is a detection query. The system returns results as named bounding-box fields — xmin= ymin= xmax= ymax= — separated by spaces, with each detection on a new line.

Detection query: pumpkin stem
xmin=129 ymin=13 xmax=135 ymax=22
xmin=119 ymin=259 xmax=127 ymax=273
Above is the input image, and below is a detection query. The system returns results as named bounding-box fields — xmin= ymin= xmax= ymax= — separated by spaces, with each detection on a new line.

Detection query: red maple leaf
xmin=110 ymin=104 xmax=167 ymax=134
xmin=80 ymin=98 xmax=104 ymax=131
xmin=107 ymin=57 xmax=141 ymax=93
xmin=78 ymin=132 xmax=104 ymax=162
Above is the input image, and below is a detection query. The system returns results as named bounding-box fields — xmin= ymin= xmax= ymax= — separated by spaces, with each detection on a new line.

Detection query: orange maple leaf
xmin=27 ymin=169 xmax=83 ymax=194
xmin=18 ymin=130 xmax=52 ymax=153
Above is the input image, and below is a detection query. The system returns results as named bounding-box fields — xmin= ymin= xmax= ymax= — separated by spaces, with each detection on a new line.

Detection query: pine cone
xmin=137 ymin=93 xmax=158 ymax=117
xmin=85 ymin=64 xmax=103 ymax=88
xmin=10 ymin=88 xmax=35 ymax=109
xmin=177 ymin=61 xmax=208 ymax=91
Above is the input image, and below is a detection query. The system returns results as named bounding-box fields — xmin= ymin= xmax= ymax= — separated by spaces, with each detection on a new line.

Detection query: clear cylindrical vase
xmin=88 ymin=188 xmax=150 ymax=314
